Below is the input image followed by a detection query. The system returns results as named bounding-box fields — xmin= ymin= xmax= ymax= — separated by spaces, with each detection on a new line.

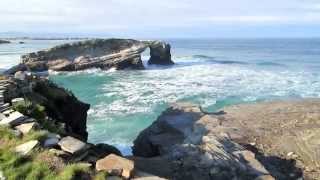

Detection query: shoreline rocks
xmin=133 ymin=100 xmax=320 ymax=179
xmin=5 ymin=39 xmax=174 ymax=74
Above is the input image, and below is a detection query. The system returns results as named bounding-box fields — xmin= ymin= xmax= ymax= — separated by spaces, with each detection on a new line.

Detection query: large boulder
xmin=96 ymin=154 xmax=134 ymax=179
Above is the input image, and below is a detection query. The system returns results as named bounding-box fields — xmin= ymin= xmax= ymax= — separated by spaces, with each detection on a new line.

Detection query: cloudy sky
xmin=0 ymin=0 xmax=320 ymax=38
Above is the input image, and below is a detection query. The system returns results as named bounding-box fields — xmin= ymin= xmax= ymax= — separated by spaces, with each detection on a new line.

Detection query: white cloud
xmin=0 ymin=0 xmax=319 ymax=34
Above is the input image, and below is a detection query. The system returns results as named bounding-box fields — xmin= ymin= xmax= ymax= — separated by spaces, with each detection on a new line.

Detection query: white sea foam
xmin=79 ymin=62 xmax=320 ymax=150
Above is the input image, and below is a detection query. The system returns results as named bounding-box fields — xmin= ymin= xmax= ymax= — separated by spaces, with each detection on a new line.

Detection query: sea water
xmin=1 ymin=38 xmax=320 ymax=154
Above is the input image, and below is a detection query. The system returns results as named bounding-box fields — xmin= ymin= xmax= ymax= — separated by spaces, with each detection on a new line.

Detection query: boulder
xmin=0 ymin=111 xmax=27 ymax=126
xmin=15 ymin=140 xmax=39 ymax=155
xmin=15 ymin=122 xmax=39 ymax=134
xmin=43 ymin=133 xmax=61 ymax=148
xmin=96 ymin=154 xmax=134 ymax=179
xmin=44 ymin=137 xmax=60 ymax=148
xmin=58 ymin=136 xmax=89 ymax=154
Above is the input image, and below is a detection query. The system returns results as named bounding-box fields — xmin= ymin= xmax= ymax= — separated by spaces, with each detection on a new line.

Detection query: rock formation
xmin=4 ymin=76 xmax=90 ymax=140
xmin=133 ymin=100 xmax=320 ymax=180
xmin=143 ymin=41 xmax=174 ymax=65
xmin=5 ymin=39 xmax=174 ymax=74
xmin=0 ymin=40 xmax=10 ymax=44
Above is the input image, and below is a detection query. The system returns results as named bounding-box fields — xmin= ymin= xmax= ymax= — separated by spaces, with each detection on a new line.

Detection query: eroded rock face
xmin=145 ymin=41 xmax=174 ymax=65
xmin=5 ymin=39 xmax=174 ymax=74
xmin=133 ymin=103 xmax=272 ymax=180
xmin=4 ymin=78 xmax=90 ymax=140
xmin=134 ymin=100 xmax=320 ymax=179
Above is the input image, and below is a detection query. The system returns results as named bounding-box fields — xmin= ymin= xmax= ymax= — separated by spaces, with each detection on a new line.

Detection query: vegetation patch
xmin=0 ymin=126 xmax=103 ymax=180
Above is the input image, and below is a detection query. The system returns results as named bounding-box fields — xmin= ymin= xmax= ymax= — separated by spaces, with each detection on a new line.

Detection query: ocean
xmin=1 ymin=38 xmax=320 ymax=154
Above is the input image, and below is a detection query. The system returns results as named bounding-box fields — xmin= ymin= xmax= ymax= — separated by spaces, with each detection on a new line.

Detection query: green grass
xmin=93 ymin=172 xmax=108 ymax=180
xmin=58 ymin=164 xmax=91 ymax=180
xmin=0 ymin=126 xmax=103 ymax=180
xmin=12 ymin=99 xmax=65 ymax=134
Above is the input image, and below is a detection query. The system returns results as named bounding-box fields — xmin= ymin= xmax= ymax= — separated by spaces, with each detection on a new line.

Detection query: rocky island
xmin=5 ymin=39 xmax=174 ymax=74
xmin=0 ymin=40 xmax=10 ymax=44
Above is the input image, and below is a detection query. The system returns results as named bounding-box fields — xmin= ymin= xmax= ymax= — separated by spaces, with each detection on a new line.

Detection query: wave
xmin=257 ymin=62 xmax=286 ymax=67
xmin=173 ymin=54 xmax=248 ymax=66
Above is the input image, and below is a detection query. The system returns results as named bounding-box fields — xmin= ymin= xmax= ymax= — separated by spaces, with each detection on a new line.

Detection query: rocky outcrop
xmin=4 ymin=76 xmax=90 ymax=140
xmin=5 ymin=39 xmax=174 ymax=74
xmin=133 ymin=100 xmax=320 ymax=180
xmin=143 ymin=41 xmax=174 ymax=65
xmin=133 ymin=103 xmax=273 ymax=180
xmin=0 ymin=40 xmax=10 ymax=44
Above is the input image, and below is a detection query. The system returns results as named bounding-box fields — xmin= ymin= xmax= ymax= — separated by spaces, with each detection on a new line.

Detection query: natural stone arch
xmin=5 ymin=39 xmax=174 ymax=74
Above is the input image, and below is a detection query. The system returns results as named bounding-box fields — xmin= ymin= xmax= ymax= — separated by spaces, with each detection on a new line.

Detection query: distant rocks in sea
xmin=0 ymin=40 xmax=10 ymax=44
xmin=5 ymin=38 xmax=174 ymax=74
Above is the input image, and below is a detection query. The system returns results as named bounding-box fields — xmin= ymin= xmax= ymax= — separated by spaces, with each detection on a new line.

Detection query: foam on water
xmin=50 ymin=61 xmax=320 ymax=155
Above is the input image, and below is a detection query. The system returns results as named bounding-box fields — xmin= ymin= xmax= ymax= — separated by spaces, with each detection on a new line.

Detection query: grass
xmin=12 ymin=99 xmax=65 ymax=134
xmin=0 ymin=126 xmax=104 ymax=180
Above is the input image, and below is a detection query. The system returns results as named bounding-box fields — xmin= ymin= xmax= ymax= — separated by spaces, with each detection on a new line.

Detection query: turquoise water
xmin=1 ymin=38 xmax=320 ymax=154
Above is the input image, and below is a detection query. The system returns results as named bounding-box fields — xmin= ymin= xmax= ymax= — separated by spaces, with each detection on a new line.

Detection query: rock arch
xmin=5 ymin=39 xmax=174 ymax=74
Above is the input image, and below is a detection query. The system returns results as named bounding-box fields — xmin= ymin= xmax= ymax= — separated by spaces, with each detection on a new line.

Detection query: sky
xmin=0 ymin=0 xmax=320 ymax=38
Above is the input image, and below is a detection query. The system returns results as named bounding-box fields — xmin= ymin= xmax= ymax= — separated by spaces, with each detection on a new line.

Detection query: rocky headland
xmin=5 ymin=39 xmax=174 ymax=74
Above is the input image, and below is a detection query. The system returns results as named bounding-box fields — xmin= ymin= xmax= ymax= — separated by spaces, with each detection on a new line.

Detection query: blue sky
xmin=0 ymin=0 xmax=320 ymax=38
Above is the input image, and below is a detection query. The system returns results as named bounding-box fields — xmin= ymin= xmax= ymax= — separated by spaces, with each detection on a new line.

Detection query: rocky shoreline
xmin=0 ymin=39 xmax=319 ymax=179
xmin=1 ymin=73 xmax=320 ymax=179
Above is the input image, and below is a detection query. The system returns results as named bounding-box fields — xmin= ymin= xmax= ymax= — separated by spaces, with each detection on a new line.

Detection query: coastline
xmin=0 ymin=38 xmax=320 ymax=179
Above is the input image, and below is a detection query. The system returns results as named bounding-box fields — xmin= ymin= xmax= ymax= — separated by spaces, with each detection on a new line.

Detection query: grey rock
xmin=15 ymin=140 xmax=39 ymax=155
xmin=0 ymin=111 xmax=27 ymax=126
xmin=58 ymin=136 xmax=89 ymax=154
xmin=43 ymin=138 xmax=60 ymax=148
xmin=15 ymin=122 xmax=39 ymax=134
